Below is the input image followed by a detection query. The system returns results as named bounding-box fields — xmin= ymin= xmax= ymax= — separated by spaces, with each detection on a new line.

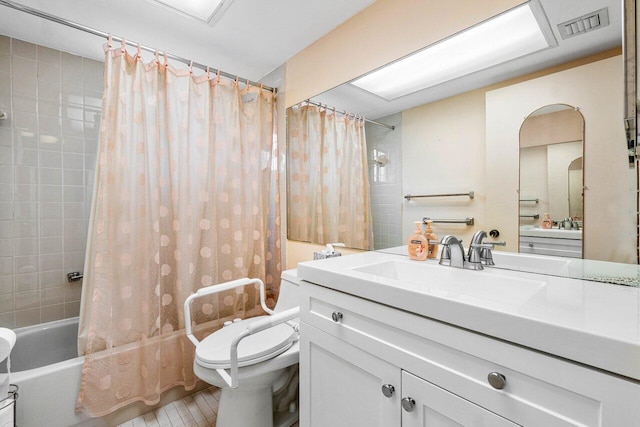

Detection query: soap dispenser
xmin=423 ymin=220 xmax=439 ymax=259
xmin=541 ymin=213 xmax=553 ymax=229
xmin=408 ymin=221 xmax=428 ymax=261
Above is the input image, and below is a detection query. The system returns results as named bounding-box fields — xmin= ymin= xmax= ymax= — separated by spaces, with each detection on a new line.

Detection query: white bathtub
xmin=1 ymin=317 xmax=92 ymax=427
xmin=3 ymin=317 xmax=210 ymax=427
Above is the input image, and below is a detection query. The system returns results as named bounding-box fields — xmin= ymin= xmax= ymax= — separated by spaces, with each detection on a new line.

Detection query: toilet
xmin=184 ymin=269 xmax=301 ymax=427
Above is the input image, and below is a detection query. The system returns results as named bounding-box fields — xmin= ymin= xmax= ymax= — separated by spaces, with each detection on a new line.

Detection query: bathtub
xmin=0 ymin=317 xmax=91 ymax=427
xmin=2 ymin=317 xmax=211 ymax=427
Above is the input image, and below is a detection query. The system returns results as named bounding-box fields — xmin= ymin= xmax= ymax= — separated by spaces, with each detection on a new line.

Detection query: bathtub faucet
xmin=67 ymin=271 xmax=83 ymax=282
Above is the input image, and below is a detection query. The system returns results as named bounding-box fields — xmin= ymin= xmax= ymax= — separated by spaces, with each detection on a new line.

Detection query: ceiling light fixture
xmin=351 ymin=1 xmax=556 ymax=100
xmin=152 ymin=0 xmax=235 ymax=25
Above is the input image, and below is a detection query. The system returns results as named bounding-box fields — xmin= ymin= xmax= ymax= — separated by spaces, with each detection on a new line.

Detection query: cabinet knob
xmin=487 ymin=372 xmax=507 ymax=390
xmin=331 ymin=311 xmax=343 ymax=322
xmin=401 ymin=397 xmax=416 ymax=412
xmin=381 ymin=384 xmax=395 ymax=398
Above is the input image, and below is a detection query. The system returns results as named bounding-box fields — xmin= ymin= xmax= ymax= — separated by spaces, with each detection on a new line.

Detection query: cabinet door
xmin=401 ymin=371 xmax=518 ymax=427
xmin=300 ymin=323 xmax=401 ymax=427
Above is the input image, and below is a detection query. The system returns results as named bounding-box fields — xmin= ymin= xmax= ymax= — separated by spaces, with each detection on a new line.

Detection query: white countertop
xmin=297 ymin=249 xmax=640 ymax=381
xmin=519 ymin=226 xmax=582 ymax=240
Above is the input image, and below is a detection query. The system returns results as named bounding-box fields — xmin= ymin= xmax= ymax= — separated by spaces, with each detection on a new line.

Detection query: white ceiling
xmin=314 ymin=0 xmax=623 ymax=119
xmin=0 ymin=0 xmax=376 ymax=81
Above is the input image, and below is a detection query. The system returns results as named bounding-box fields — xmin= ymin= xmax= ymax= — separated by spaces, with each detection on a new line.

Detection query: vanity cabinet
xmin=299 ymin=281 xmax=640 ymax=426
xmin=519 ymin=235 xmax=582 ymax=258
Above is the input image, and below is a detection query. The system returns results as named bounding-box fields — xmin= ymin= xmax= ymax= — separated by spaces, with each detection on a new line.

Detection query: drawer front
xmin=301 ymin=281 xmax=640 ymax=426
xmin=519 ymin=236 xmax=581 ymax=258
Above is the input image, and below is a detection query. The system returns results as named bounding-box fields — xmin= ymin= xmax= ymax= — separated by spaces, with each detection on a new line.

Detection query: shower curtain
xmin=76 ymin=42 xmax=281 ymax=416
xmin=287 ymin=105 xmax=373 ymax=250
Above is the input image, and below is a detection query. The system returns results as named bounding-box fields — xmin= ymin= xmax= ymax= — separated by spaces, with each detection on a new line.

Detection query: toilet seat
xmin=195 ymin=316 xmax=297 ymax=370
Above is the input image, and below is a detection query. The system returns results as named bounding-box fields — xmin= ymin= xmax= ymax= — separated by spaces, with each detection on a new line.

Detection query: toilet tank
xmin=274 ymin=269 xmax=300 ymax=312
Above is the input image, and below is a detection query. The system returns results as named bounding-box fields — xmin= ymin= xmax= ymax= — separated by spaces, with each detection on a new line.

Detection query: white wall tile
xmin=63 ymin=186 xmax=84 ymax=203
xmin=64 ymin=219 xmax=85 ymax=235
xmin=15 ymin=166 xmax=37 ymax=185
xmin=63 ymin=203 xmax=84 ymax=219
xmin=63 ymin=251 xmax=84 ymax=270
xmin=37 ymin=61 xmax=61 ymax=83
xmin=40 ymin=236 xmax=62 ymax=254
xmin=62 ymin=136 xmax=83 ymax=153
xmin=63 ymin=169 xmax=83 ymax=186
xmin=62 ymin=118 xmax=84 ymax=138
xmin=41 ymin=287 xmax=64 ymax=306
xmin=13 ymin=147 xmax=38 ymax=166
xmin=38 ymin=79 xmax=61 ymax=101
xmin=0 ymin=203 xmax=12 ymax=220
xmin=14 ymin=255 xmax=37 ymax=274
xmin=0 ymin=275 xmax=13 ymax=294
xmin=0 ymin=184 xmax=11 ymax=202
xmin=38 ymin=115 xmax=62 ymax=136
xmin=41 ymin=303 xmax=64 ymax=322
xmin=63 ymin=152 xmax=83 ymax=169
xmin=40 ymin=202 xmax=63 ymax=219
xmin=15 ymin=272 xmax=37 ymax=291
xmin=0 ymin=146 xmax=11 ymax=164
xmin=40 ymin=252 xmax=63 ymax=271
xmin=15 ymin=308 xmax=40 ymax=327
xmin=0 ymin=293 xmax=14 ymax=313
xmin=41 ymin=219 xmax=62 ymax=236
xmin=11 ymin=57 xmax=37 ymax=96
xmin=12 ymin=39 xmax=36 ymax=60
xmin=38 ymin=98 xmax=61 ymax=117
xmin=63 ymin=235 xmax=85 ymax=252
xmin=40 ymin=150 xmax=61 ymax=168
xmin=0 ymin=53 xmax=8 ymax=74
xmin=14 ymin=184 xmax=38 ymax=202
xmin=0 ymin=128 xmax=12 ymax=147
xmin=39 ymin=270 xmax=65 ymax=288
xmin=61 ymin=52 xmax=83 ymax=86
xmin=0 ymin=36 xmax=9 ymax=55
xmin=0 ymin=221 xmax=12 ymax=239
xmin=14 ymin=129 xmax=37 ymax=149
xmin=40 ymin=185 xmax=62 ymax=203
xmin=14 ymin=220 xmax=37 ymax=237
xmin=62 ymin=84 xmax=83 ymax=106
xmin=14 ymin=237 xmax=38 ymax=256
xmin=14 ymin=111 xmax=37 ymax=130
xmin=37 ymin=45 xmax=60 ymax=65
xmin=40 ymin=168 xmax=62 ymax=185
xmin=12 ymin=95 xmax=37 ymax=113
xmin=14 ymin=203 xmax=38 ymax=220
xmin=0 ymin=256 xmax=13 ymax=275
xmin=0 ymin=239 xmax=12 ymax=257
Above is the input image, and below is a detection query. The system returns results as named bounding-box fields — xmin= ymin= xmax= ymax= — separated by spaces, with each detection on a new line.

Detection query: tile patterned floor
xmin=118 ymin=386 xmax=300 ymax=427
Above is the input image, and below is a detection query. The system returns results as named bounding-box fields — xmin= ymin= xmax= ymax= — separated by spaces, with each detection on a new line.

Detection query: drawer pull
xmin=401 ymin=397 xmax=416 ymax=412
xmin=331 ymin=311 xmax=343 ymax=322
xmin=487 ymin=372 xmax=507 ymax=390
xmin=381 ymin=384 xmax=395 ymax=398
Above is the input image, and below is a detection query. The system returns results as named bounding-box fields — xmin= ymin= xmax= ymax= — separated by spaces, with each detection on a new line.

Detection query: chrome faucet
xmin=439 ymin=231 xmax=506 ymax=270
xmin=439 ymin=235 xmax=467 ymax=269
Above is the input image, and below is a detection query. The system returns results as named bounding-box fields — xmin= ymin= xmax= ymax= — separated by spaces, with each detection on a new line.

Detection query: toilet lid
xmin=195 ymin=316 xmax=297 ymax=369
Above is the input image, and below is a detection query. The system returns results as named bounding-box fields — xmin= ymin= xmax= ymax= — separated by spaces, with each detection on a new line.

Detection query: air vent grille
xmin=557 ymin=8 xmax=609 ymax=40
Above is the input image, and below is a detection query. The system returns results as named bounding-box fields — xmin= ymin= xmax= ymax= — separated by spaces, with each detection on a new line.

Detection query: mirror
xmin=518 ymin=104 xmax=584 ymax=258
xmin=286 ymin=0 xmax=637 ymax=270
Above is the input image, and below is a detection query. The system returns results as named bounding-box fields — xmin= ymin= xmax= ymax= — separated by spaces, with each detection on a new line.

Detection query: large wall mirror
xmin=518 ymin=104 xmax=585 ymax=258
xmin=286 ymin=0 xmax=639 ymax=274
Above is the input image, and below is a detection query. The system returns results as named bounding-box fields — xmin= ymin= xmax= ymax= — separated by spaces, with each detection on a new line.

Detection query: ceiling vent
xmin=557 ymin=8 xmax=609 ymax=40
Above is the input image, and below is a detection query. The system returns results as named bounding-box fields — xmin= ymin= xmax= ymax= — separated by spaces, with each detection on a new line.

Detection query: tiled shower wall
xmin=0 ymin=35 xmax=104 ymax=328
xmin=366 ymin=113 xmax=403 ymax=250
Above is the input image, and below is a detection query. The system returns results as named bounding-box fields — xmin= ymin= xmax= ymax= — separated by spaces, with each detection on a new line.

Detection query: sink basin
xmin=350 ymin=259 xmax=546 ymax=306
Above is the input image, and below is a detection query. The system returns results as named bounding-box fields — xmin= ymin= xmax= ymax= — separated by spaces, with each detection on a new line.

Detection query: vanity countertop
xmin=297 ymin=249 xmax=640 ymax=381
xmin=519 ymin=226 xmax=582 ymax=239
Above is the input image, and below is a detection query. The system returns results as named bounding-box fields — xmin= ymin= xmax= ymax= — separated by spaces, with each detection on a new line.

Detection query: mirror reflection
xmin=286 ymin=0 xmax=638 ymax=275
xmin=519 ymin=104 xmax=584 ymax=258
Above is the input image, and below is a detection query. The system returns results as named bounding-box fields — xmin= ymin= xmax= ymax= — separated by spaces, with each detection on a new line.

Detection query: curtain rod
xmin=0 ymin=0 xmax=275 ymax=93
xmin=302 ymin=100 xmax=395 ymax=130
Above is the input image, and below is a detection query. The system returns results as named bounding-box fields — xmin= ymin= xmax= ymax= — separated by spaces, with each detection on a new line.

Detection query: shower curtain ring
xmin=216 ymin=69 xmax=221 ymax=83
xmin=120 ymin=38 xmax=126 ymax=54
xmin=107 ymin=33 xmax=113 ymax=48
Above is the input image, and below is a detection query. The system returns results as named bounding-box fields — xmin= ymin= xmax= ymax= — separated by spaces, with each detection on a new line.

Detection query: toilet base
xmin=216 ymin=385 xmax=274 ymax=427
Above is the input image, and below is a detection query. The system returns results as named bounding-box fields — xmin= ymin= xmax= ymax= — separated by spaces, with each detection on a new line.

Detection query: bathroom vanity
xmin=297 ymin=250 xmax=640 ymax=426
xmin=519 ymin=226 xmax=582 ymax=258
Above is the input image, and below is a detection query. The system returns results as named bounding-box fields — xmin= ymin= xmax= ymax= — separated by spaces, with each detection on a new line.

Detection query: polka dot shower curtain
xmin=75 ymin=42 xmax=281 ymax=416
xmin=287 ymin=104 xmax=373 ymax=250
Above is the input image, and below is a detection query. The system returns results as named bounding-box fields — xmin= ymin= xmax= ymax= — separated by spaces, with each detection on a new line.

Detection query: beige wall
xmin=487 ymin=55 xmax=635 ymax=262
xmin=401 ymin=89 xmax=487 ymax=245
xmin=285 ymin=0 xmax=526 ymax=107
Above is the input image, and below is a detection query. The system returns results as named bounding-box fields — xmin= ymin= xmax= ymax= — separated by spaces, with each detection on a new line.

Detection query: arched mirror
xmin=518 ymin=104 xmax=585 ymax=258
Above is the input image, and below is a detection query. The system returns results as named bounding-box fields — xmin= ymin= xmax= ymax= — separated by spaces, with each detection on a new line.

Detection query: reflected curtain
xmin=287 ymin=105 xmax=372 ymax=250
xmin=76 ymin=43 xmax=281 ymax=416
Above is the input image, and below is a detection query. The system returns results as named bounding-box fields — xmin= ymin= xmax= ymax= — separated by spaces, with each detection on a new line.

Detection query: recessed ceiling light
xmin=351 ymin=2 xmax=556 ymax=100
xmin=152 ymin=0 xmax=234 ymax=25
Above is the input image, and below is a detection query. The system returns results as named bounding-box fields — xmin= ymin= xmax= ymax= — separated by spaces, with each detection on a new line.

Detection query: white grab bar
xmin=217 ymin=306 xmax=300 ymax=389
xmin=184 ymin=277 xmax=274 ymax=347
